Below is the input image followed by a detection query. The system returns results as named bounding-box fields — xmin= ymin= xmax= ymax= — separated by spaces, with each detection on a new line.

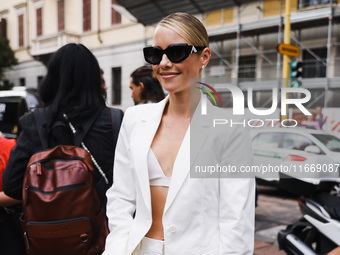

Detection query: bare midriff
xmin=145 ymin=186 xmax=169 ymax=240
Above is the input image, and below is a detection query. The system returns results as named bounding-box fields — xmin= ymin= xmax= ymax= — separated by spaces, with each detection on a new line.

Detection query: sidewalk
xmin=254 ymin=185 xmax=301 ymax=254
xmin=254 ymin=241 xmax=285 ymax=255
xmin=254 ymin=225 xmax=286 ymax=255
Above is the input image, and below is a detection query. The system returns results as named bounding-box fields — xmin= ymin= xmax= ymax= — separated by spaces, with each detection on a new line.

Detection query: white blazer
xmin=104 ymin=96 xmax=255 ymax=255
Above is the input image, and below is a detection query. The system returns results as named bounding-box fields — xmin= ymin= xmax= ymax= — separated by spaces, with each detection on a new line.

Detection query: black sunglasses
xmin=143 ymin=43 xmax=206 ymax=65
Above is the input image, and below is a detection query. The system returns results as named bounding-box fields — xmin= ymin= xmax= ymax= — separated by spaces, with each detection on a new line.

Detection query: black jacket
xmin=2 ymin=107 xmax=123 ymax=207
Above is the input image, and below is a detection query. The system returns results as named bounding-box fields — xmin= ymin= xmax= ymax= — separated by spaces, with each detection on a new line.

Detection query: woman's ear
xmin=201 ymin=47 xmax=211 ymax=67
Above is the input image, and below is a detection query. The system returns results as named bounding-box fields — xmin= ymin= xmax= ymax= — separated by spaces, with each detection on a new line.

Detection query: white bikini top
xmin=148 ymin=149 xmax=171 ymax=187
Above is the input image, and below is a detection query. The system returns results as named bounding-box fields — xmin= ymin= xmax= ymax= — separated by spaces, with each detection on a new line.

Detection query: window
xmin=205 ymin=8 xmax=233 ymax=27
xmin=206 ymin=10 xmax=222 ymax=27
xmin=19 ymin=78 xmax=26 ymax=87
xmin=18 ymin=14 xmax=24 ymax=47
xmin=282 ymin=133 xmax=314 ymax=151
xmin=0 ymin=18 xmax=7 ymax=38
xmin=302 ymin=48 xmax=327 ymax=78
xmin=303 ymin=88 xmax=324 ymax=108
xmin=263 ymin=0 xmax=298 ymax=17
xmin=252 ymin=133 xmax=280 ymax=149
xmin=312 ymin=134 xmax=340 ymax=152
xmin=83 ymin=0 xmax=91 ymax=32
xmin=57 ymin=0 xmax=65 ymax=31
xmin=238 ymin=55 xmax=256 ymax=81
xmin=37 ymin=76 xmax=44 ymax=87
xmin=36 ymin=7 xmax=42 ymax=36
xmin=300 ymin=0 xmax=331 ymax=7
xmin=111 ymin=0 xmax=121 ymax=25
xmin=111 ymin=67 xmax=121 ymax=105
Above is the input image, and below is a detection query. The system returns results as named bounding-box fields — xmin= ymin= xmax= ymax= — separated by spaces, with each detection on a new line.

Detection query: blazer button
xmin=168 ymin=226 xmax=176 ymax=234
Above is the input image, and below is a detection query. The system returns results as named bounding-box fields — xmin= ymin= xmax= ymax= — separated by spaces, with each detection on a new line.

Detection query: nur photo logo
xmin=196 ymin=81 xmax=313 ymax=128
xmin=196 ymin=82 xmax=223 ymax=108
xmin=197 ymin=82 xmax=311 ymax=117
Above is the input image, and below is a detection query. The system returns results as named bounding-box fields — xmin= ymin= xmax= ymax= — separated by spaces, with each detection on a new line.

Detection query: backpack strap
xmin=73 ymin=108 xmax=103 ymax=147
xmin=33 ymin=108 xmax=49 ymax=150
xmin=65 ymin=114 xmax=109 ymax=185
xmin=109 ymin=108 xmax=124 ymax=144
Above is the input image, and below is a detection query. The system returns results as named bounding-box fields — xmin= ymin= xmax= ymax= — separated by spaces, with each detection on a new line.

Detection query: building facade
xmin=0 ymin=0 xmax=153 ymax=110
xmin=203 ymin=0 xmax=340 ymax=109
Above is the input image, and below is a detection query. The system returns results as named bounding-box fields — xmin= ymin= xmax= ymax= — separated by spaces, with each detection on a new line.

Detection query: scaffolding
xmin=205 ymin=0 xmax=340 ymax=108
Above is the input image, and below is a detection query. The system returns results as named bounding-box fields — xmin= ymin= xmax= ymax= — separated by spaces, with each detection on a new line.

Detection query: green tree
xmin=0 ymin=37 xmax=17 ymax=90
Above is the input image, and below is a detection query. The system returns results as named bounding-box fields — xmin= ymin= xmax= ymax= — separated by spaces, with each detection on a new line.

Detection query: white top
xmin=148 ymin=148 xmax=171 ymax=187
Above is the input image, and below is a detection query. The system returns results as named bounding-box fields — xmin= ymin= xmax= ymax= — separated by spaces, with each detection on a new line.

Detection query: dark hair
xmin=39 ymin=43 xmax=105 ymax=122
xmin=130 ymin=66 xmax=165 ymax=103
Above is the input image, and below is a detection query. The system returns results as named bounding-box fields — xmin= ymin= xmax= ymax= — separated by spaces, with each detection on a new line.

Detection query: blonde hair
xmin=159 ymin=12 xmax=209 ymax=47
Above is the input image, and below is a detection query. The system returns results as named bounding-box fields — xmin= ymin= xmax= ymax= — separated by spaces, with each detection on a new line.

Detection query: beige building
xmin=1 ymin=0 xmax=340 ymax=110
xmin=0 ymin=0 xmax=154 ymax=109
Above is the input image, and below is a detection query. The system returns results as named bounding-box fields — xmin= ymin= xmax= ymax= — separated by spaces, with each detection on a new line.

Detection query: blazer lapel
xmin=189 ymin=99 xmax=212 ymax=170
xmin=163 ymin=99 xmax=211 ymax=214
xmin=132 ymin=98 xmax=168 ymax=214
xmin=163 ymin=127 xmax=189 ymax=214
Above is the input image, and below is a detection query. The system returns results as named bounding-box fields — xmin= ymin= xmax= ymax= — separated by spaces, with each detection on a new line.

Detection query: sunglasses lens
xmin=143 ymin=45 xmax=193 ymax=64
xmin=143 ymin=47 xmax=161 ymax=65
xmin=167 ymin=46 xmax=188 ymax=63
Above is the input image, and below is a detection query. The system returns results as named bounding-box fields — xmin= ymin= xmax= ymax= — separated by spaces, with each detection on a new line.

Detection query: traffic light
xmin=290 ymin=80 xmax=302 ymax=88
xmin=289 ymin=61 xmax=303 ymax=87
xmin=290 ymin=61 xmax=303 ymax=78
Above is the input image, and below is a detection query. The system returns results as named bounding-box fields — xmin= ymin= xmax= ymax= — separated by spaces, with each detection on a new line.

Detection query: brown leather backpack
xmin=21 ymin=108 xmax=110 ymax=255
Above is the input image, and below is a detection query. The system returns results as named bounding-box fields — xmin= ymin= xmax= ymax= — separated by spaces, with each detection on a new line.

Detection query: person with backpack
xmin=0 ymin=136 xmax=16 ymax=192
xmin=2 ymin=43 xmax=123 ymax=255
xmin=0 ymin=136 xmax=25 ymax=255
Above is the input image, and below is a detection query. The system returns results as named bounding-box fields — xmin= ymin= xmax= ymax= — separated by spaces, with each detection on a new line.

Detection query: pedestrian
xmin=129 ymin=65 xmax=165 ymax=105
xmin=0 ymin=136 xmax=24 ymax=255
xmin=0 ymin=136 xmax=16 ymax=191
xmin=315 ymin=105 xmax=326 ymax=129
xmin=0 ymin=135 xmax=18 ymax=209
xmin=301 ymin=114 xmax=320 ymax=130
xmin=2 ymin=43 xmax=123 ymax=254
xmin=103 ymin=12 xmax=255 ymax=255
xmin=101 ymin=68 xmax=108 ymax=100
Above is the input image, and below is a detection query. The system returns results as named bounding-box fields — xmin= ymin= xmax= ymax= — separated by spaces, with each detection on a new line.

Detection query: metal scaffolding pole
xmin=325 ymin=2 xmax=333 ymax=107
xmin=277 ymin=12 xmax=283 ymax=90
xmin=236 ymin=7 xmax=241 ymax=87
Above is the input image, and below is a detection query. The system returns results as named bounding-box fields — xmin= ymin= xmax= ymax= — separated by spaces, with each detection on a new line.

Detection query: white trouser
xmin=137 ymin=237 xmax=165 ymax=255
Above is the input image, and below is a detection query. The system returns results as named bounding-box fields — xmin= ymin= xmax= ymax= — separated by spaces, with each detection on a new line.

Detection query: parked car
xmin=0 ymin=88 xmax=43 ymax=139
xmin=251 ymin=127 xmax=340 ymax=184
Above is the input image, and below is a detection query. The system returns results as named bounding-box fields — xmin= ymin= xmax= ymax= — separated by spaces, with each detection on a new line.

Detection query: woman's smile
xmin=160 ymin=71 xmax=180 ymax=80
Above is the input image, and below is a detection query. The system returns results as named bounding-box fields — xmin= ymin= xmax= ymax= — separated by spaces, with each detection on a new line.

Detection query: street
xmin=254 ymin=185 xmax=301 ymax=255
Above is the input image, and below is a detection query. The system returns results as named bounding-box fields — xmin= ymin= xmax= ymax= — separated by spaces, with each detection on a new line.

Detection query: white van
xmin=0 ymin=88 xmax=43 ymax=138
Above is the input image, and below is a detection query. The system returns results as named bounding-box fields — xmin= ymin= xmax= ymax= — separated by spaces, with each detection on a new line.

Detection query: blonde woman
xmin=104 ymin=13 xmax=255 ymax=255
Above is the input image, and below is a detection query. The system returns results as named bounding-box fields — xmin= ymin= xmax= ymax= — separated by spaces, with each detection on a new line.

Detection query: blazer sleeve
xmin=219 ymin=125 xmax=255 ymax=255
xmin=103 ymin=110 xmax=136 ymax=255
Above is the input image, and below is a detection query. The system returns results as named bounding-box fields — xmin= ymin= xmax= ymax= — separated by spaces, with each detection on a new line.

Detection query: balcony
xmin=31 ymin=32 xmax=80 ymax=56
